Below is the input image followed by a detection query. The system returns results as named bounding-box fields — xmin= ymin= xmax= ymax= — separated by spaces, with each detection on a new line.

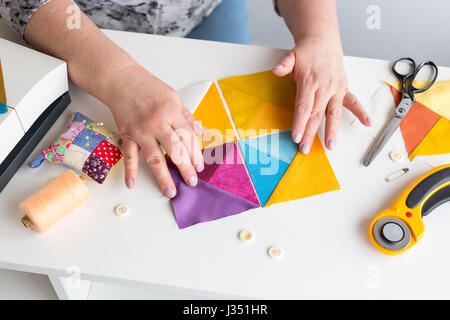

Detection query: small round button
xmin=382 ymin=222 xmax=404 ymax=243
xmin=389 ymin=151 xmax=404 ymax=162
xmin=238 ymin=230 xmax=253 ymax=243
xmin=267 ymin=246 xmax=283 ymax=259
xmin=114 ymin=204 xmax=130 ymax=217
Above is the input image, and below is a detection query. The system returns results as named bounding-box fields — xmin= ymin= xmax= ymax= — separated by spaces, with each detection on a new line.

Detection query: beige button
xmin=114 ymin=204 xmax=130 ymax=217
xmin=267 ymin=246 xmax=283 ymax=259
xmin=389 ymin=151 xmax=403 ymax=162
xmin=238 ymin=230 xmax=253 ymax=243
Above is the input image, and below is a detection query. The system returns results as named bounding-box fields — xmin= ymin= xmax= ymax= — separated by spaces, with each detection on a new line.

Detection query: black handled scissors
xmin=363 ymin=57 xmax=439 ymax=167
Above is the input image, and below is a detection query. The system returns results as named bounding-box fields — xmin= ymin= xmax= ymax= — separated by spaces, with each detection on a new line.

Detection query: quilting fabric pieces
xmin=218 ymin=71 xmax=296 ymax=137
xmin=354 ymin=83 xmax=450 ymax=163
xmin=266 ymin=136 xmax=340 ymax=206
xmin=29 ymin=112 xmax=123 ymax=184
xmin=167 ymin=141 xmax=260 ymax=228
xmin=241 ymin=130 xmax=298 ymax=164
xmin=386 ymin=80 xmax=450 ymax=120
xmin=42 ymin=138 xmax=72 ymax=163
xmin=409 ymin=117 xmax=450 ymax=160
xmin=168 ymin=142 xmax=259 ymax=206
xmin=239 ymin=140 xmax=290 ymax=207
xmin=239 ymin=131 xmax=339 ymax=207
xmin=170 ymin=72 xmax=341 ymax=228
xmin=0 ymin=59 xmax=7 ymax=114
xmin=169 ymin=167 xmax=259 ymax=229
xmin=191 ymin=82 xmax=236 ymax=149
xmin=391 ymin=87 xmax=441 ymax=155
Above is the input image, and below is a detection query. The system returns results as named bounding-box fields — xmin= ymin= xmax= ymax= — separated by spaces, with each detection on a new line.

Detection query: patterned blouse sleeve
xmin=0 ymin=0 xmax=51 ymax=38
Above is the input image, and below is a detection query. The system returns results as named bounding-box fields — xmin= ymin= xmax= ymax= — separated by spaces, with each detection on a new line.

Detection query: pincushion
xmin=28 ymin=112 xmax=123 ymax=184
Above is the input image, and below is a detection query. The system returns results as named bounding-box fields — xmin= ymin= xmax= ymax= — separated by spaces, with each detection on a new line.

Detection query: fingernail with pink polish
xmin=196 ymin=163 xmax=204 ymax=173
xmin=187 ymin=176 xmax=198 ymax=187
xmin=300 ymin=143 xmax=311 ymax=155
xmin=327 ymin=138 xmax=336 ymax=150
xmin=126 ymin=178 xmax=134 ymax=189
xmin=164 ymin=186 xmax=176 ymax=198
xmin=294 ymin=133 xmax=302 ymax=144
xmin=365 ymin=116 xmax=372 ymax=126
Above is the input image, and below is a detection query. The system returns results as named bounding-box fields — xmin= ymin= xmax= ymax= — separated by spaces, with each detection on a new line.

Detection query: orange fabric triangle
xmin=193 ymin=83 xmax=236 ymax=149
xmin=265 ymin=135 xmax=340 ymax=206
xmin=391 ymin=87 xmax=441 ymax=155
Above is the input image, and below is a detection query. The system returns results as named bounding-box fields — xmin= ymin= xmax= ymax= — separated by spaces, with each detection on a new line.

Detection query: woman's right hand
xmin=105 ymin=63 xmax=205 ymax=198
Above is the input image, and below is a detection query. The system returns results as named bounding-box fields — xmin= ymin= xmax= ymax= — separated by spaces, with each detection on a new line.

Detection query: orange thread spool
xmin=19 ymin=170 xmax=90 ymax=233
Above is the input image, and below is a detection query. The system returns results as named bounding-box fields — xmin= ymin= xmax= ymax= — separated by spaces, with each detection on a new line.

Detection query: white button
xmin=114 ymin=204 xmax=130 ymax=217
xmin=238 ymin=230 xmax=253 ymax=243
xmin=389 ymin=151 xmax=404 ymax=162
xmin=267 ymin=246 xmax=283 ymax=259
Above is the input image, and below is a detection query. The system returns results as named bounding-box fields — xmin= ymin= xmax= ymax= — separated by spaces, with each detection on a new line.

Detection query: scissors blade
xmin=363 ymin=115 xmax=402 ymax=167
xmin=362 ymin=97 xmax=414 ymax=167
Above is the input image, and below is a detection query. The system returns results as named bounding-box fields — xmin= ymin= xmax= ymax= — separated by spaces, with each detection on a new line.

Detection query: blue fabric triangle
xmin=239 ymin=141 xmax=290 ymax=206
xmin=0 ymin=102 xmax=7 ymax=114
xmin=241 ymin=130 xmax=298 ymax=164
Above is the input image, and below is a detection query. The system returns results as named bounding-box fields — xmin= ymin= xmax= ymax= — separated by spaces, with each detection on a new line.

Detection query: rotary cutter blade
xmin=369 ymin=164 xmax=450 ymax=255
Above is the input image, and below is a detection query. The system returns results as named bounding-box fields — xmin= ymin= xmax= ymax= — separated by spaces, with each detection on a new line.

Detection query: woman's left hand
xmin=273 ymin=35 xmax=372 ymax=154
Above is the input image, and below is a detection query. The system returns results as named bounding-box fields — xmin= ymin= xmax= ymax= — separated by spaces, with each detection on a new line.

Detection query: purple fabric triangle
xmin=169 ymin=167 xmax=260 ymax=229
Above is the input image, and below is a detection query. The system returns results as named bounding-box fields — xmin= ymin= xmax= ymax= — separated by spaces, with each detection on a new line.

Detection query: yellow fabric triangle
xmin=0 ymin=59 xmax=6 ymax=104
xmin=409 ymin=117 xmax=450 ymax=160
xmin=265 ymin=135 xmax=340 ymax=206
xmin=386 ymin=80 xmax=450 ymax=120
xmin=193 ymin=83 xmax=236 ymax=149
xmin=244 ymin=102 xmax=294 ymax=139
xmin=218 ymin=82 xmax=262 ymax=132
xmin=218 ymin=70 xmax=296 ymax=135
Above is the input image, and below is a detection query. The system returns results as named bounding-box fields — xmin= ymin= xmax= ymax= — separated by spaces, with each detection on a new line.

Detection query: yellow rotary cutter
xmin=369 ymin=164 xmax=450 ymax=255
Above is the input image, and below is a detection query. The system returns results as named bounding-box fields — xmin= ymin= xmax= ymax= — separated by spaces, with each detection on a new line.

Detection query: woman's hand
xmin=273 ymin=35 xmax=371 ymax=154
xmin=24 ymin=0 xmax=204 ymax=197
xmin=106 ymin=63 xmax=205 ymax=197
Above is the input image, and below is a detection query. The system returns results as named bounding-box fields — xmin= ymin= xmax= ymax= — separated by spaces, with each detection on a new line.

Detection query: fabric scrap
xmin=391 ymin=87 xmax=441 ymax=155
xmin=92 ymin=139 xmax=122 ymax=169
xmin=72 ymin=128 xmax=106 ymax=153
xmin=42 ymin=138 xmax=72 ymax=163
xmin=82 ymin=154 xmax=110 ymax=184
xmin=193 ymin=82 xmax=236 ymax=149
xmin=386 ymin=80 xmax=450 ymax=120
xmin=409 ymin=117 xmax=450 ymax=160
xmin=169 ymin=167 xmax=259 ymax=229
xmin=218 ymin=70 xmax=296 ymax=137
xmin=266 ymin=135 xmax=340 ymax=206
xmin=239 ymin=140 xmax=290 ymax=207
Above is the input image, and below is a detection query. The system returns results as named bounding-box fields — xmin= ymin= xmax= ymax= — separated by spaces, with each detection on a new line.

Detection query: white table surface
xmin=1 ymin=27 xmax=450 ymax=299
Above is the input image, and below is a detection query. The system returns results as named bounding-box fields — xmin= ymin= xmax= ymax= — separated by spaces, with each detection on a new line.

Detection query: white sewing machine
xmin=0 ymin=38 xmax=70 ymax=192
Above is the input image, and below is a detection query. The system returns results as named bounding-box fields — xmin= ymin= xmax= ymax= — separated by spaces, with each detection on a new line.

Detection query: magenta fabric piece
xmin=169 ymin=167 xmax=260 ymax=229
xmin=199 ymin=142 xmax=234 ymax=181
xmin=208 ymin=143 xmax=259 ymax=205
